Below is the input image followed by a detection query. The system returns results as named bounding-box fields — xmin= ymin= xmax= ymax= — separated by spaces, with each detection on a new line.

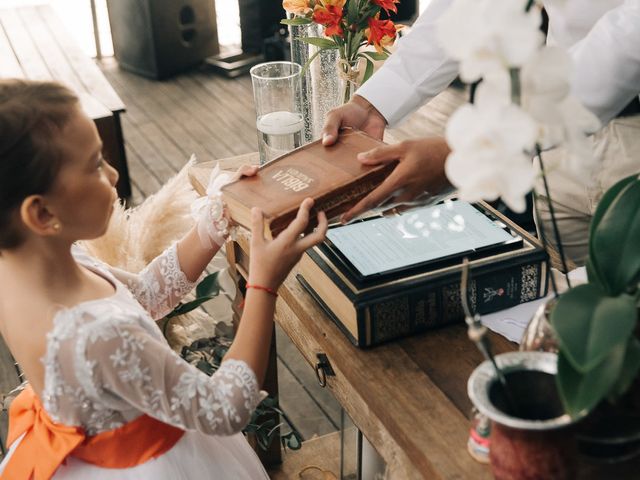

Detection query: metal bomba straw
xmin=461 ymin=258 xmax=520 ymax=416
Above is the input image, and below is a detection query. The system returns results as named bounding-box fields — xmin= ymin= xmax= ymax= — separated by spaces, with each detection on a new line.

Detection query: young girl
xmin=0 ymin=79 xmax=327 ymax=479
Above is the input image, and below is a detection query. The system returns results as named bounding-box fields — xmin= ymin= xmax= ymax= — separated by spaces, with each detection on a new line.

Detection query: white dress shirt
xmin=357 ymin=0 xmax=640 ymax=127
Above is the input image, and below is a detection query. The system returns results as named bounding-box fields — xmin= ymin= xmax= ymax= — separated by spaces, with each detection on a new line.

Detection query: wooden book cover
xmin=221 ymin=129 xmax=396 ymax=237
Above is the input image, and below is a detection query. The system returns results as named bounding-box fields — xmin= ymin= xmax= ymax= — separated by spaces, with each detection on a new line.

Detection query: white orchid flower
xmin=445 ymin=103 xmax=538 ymax=212
xmin=473 ymin=48 xmax=601 ymax=182
xmin=437 ymin=0 xmax=543 ymax=82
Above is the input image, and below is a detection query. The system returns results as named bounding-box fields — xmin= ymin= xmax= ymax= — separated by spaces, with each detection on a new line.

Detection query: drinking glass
xmin=250 ymin=61 xmax=303 ymax=164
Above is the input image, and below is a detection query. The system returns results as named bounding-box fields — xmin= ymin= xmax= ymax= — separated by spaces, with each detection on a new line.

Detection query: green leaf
xmin=299 ymin=36 xmax=339 ymax=49
xmin=350 ymin=31 xmax=363 ymax=56
xmin=363 ymin=4 xmax=381 ymax=20
xmin=167 ymin=295 xmax=215 ymax=317
xmin=300 ymin=48 xmax=323 ymax=78
xmin=585 ymin=257 xmax=604 ymax=288
xmin=551 ymin=284 xmax=637 ymax=372
xmin=347 ymin=0 xmax=359 ymax=25
xmin=195 ymin=359 xmax=215 ymax=376
xmin=283 ymin=431 xmax=302 ymax=450
xmin=589 ymin=175 xmax=640 ymax=294
xmin=196 ymin=271 xmax=220 ymax=298
xmin=610 ymin=337 xmax=640 ymax=398
xmin=244 ymin=423 xmax=259 ymax=433
xmin=359 ymin=51 xmax=388 ymax=61
xmin=280 ymin=17 xmax=313 ymax=26
xmin=590 ymin=175 xmax=637 ymax=235
xmin=361 ymin=58 xmax=374 ymax=84
xmin=556 ymin=344 xmax=627 ymax=418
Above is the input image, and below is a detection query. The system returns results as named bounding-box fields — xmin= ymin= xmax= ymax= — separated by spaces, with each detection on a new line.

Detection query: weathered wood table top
xmin=277 ymin=269 xmax=515 ymax=479
xmin=190 ymin=154 xmax=513 ymax=479
xmin=191 ymin=152 xmax=640 ymax=479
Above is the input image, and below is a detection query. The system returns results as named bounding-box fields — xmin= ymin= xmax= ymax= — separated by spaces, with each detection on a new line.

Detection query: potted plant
xmin=551 ymin=173 xmax=640 ymax=458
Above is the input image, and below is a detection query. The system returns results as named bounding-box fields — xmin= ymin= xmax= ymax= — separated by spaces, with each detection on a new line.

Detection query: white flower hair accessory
xmin=191 ymin=159 xmax=255 ymax=248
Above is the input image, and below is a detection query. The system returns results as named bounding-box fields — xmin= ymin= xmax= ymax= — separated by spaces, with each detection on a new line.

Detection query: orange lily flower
xmin=313 ymin=0 xmax=346 ymax=37
xmin=365 ymin=14 xmax=397 ymax=53
xmin=283 ymin=0 xmax=313 ymax=16
xmin=372 ymin=0 xmax=399 ymax=15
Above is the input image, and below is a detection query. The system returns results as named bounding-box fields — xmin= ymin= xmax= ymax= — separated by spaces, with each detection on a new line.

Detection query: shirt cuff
xmin=356 ymin=67 xmax=424 ymax=127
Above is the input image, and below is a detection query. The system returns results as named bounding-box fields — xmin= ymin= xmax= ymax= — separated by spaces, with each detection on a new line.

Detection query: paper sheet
xmin=481 ymin=267 xmax=588 ymax=343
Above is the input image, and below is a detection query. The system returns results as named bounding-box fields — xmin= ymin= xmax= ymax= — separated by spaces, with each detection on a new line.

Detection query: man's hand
xmin=341 ymin=137 xmax=453 ymax=223
xmin=322 ymin=95 xmax=387 ymax=145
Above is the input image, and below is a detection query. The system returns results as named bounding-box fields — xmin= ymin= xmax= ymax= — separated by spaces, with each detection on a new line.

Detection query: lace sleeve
xmin=78 ymin=317 xmax=262 ymax=436
xmin=107 ymin=243 xmax=197 ymax=320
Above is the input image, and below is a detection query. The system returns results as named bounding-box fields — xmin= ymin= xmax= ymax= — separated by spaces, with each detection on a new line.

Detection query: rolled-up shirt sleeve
xmin=356 ymin=0 xmax=459 ymax=127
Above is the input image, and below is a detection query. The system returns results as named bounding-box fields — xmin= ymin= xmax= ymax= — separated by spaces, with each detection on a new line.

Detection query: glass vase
xmin=289 ymin=22 xmax=358 ymax=143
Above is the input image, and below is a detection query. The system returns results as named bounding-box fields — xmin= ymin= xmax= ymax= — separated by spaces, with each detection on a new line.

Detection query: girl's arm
xmin=177 ymin=163 xmax=260 ymax=282
xmin=77 ymin=199 xmax=326 ymax=434
xmin=176 ymin=225 xmax=222 ymax=282
xmin=224 ymin=198 xmax=328 ymax=385
xmin=108 ymin=164 xmax=259 ymax=319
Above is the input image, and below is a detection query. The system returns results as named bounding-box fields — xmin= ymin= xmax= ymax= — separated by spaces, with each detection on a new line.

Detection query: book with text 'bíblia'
xmin=221 ymin=129 xmax=396 ymax=238
xmin=297 ymin=201 xmax=549 ymax=348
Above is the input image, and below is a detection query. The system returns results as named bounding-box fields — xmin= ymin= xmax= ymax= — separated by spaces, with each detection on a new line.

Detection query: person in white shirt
xmin=323 ymin=0 xmax=640 ymax=265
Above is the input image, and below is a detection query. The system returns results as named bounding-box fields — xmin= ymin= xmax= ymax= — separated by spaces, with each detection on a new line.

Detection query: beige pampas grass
xmin=83 ymin=156 xmax=198 ymax=271
xmin=82 ymin=156 xmax=228 ymax=351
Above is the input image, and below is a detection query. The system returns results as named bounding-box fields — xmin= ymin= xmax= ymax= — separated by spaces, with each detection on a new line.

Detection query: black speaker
xmin=392 ymin=0 xmax=418 ymax=23
xmin=238 ymin=0 xmax=286 ymax=54
xmin=106 ymin=0 xmax=220 ymax=80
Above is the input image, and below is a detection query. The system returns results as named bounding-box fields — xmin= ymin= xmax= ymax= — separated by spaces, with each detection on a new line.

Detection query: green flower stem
xmin=536 ymin=145 xmax=572 ymax=287
xmin=532 ymin=189 xmax=560 ymax=297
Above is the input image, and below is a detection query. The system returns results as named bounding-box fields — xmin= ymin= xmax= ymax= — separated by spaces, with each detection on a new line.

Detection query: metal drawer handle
xmin=315 ymin=353 xmax=335 ymax=388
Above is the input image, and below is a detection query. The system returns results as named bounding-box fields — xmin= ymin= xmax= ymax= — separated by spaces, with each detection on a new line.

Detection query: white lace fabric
xmin=41 ymin=244 xmax=262 ymax=437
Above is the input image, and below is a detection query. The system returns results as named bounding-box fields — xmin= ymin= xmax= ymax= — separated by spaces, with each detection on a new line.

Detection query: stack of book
xmin=189 ymin=130 xmax=549 ymax=348
xmin=297 ymin=201 xmax=549 ymax=347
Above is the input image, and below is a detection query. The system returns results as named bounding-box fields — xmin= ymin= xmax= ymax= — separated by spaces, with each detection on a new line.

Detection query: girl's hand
xmin=248 ymin=198 xmax=328 ymax=290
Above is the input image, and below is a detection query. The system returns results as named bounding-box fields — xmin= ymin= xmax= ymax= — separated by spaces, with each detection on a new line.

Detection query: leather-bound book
xmin=220 ymin=129 xmax=396 ymax=238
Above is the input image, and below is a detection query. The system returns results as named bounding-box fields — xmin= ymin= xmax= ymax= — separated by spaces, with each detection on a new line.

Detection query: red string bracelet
xmin=245 ymin=284 xmax=278 ymax=298
xmin=239 ymin=284 xmax=278 ymax=308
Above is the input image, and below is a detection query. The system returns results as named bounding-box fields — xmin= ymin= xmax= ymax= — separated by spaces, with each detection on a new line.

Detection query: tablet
xmin=324 ymin=200 xmax=522 ymax=281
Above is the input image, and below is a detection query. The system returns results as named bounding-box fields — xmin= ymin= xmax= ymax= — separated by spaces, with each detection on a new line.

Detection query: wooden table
xmin=243 ymin=235 xmax=513 ymax=478
xmin=190 ymin=155 xmax=512 ymax=478
xmin=0 ymin=5 xmax=131 ymax=198
xmin=191 ymin=155 xmax=640 ymax=479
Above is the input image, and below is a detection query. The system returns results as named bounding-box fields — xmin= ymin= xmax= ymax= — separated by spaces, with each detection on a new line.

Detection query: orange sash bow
xmin=3 ymin=385 xmax=184 ymax=480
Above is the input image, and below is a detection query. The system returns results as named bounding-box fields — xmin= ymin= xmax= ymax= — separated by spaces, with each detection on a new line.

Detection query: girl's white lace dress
xmin=0 ymin=245 xmax=269 ymax=479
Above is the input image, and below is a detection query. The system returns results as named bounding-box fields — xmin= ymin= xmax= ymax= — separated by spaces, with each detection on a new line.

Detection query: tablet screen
xmin=325 ymin=201 xmax=516 ymax=277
